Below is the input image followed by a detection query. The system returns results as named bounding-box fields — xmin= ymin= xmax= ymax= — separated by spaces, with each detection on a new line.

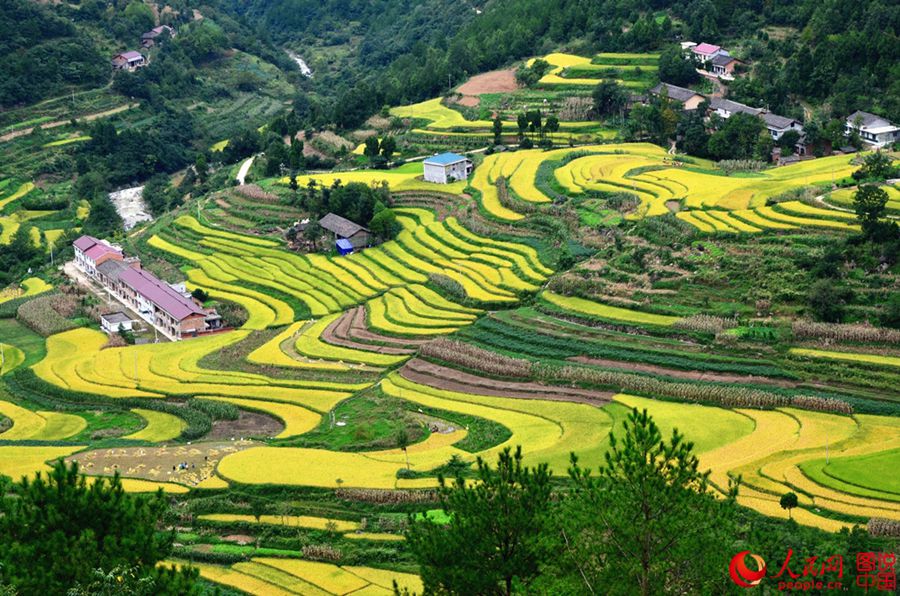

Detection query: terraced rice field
xmin=527 ymin=52 xmax=659 ymax=89
xmin=827 ymin=184 xmax=900 ymax=212
xmin=2 ymin=135 xmax=898 ymax=593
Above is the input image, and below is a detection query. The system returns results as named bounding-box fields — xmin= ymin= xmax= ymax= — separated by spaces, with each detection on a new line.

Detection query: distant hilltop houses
xmin=111 ymin=24 xmax=175 ymax=71
xmin=682 ymin=41 xmax=741 ymax=80
xmin=647 ymin=82 xmax=897 ymax=158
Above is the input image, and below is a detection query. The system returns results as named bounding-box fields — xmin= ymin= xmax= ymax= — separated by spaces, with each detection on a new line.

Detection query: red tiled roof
xmin=83 ymin=243 xmax=122 ymax=262
xmin=118 ymin=267 xmax=205 ymax=321
xmin=73 ymin=235 xmax=100 ymax=251
xmin=692 ymin=43 xmax=722 ymax=55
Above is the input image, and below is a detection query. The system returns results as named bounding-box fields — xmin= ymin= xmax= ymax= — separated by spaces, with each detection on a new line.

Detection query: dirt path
xmin=0 ymin=103 xmax=138 ymax=143
xmin=402 ymin=359 xmax=614 ymax=404
xmin=236 ymin=155 xmax=255 ymax=185
xmin=568 ymin=356 xmax=797 ymax=388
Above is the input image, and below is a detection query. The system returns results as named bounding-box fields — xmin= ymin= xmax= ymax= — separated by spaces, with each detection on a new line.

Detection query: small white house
xmin=101 ymin=312 xmax=134 ymax=334
xmin=423 ymin=153 xmax=473 ymax=184
xmin=845 ymin=111 xmax=900 ymax=148
xmin=762 ymin=113 xmax=803 ymax=141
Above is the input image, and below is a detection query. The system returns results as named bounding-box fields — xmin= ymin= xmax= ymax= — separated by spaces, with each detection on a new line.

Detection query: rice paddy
xmin=2 ymin=122 xmax=897 ymax=596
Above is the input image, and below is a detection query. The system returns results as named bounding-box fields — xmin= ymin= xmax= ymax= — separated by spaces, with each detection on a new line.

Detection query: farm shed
xmin=336 ymin=238 xmax=354 ymax=256
xmin=423 ymin=153 xmax=473 ymax=184
xmin=100 ymin=312 xmax=134 ymax=334
xmin=319 ymin=213 xmax=370 ymax=249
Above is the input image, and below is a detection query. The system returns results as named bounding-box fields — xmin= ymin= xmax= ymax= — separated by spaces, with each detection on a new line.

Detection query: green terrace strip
xmin=458 ymin=316 xmax=789 ymax=377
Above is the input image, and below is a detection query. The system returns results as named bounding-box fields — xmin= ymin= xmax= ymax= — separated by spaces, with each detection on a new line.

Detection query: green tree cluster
xmin=0 ymin=462 xmax=198 ymax=594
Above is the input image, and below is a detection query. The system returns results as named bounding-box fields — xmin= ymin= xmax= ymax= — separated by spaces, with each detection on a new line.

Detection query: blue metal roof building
xmin=336 ymin=238 xmax=354 ymax=255
xmin=423 ymin=152 xmax=468 ymax=166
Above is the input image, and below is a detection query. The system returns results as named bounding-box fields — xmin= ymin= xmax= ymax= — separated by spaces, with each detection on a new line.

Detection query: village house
xmin=73 ymin=236 xmax=221 ymax=341
xmin=710 ymin=54 xmax=740 ymax=77
xmin=649 ymin=83 xmax=705 ymax=110
xmin=141 ymin=25 xmax=175 ymax=48
xmin=100 ymin=312 xmax=134 ymax=335
xmin=845 ymin=111 xmax=900 ymax=148
xmin=73 ymin=236 xmax=124 ymax=277
xmin=319 ymin=213 xmax=371 ymax=250
xmin=423 ymin=152 xmax=474 ymax=184
xmin=111 ymin=51 xmax=146 ymax=71
xmin=691 ymin=42 xmax=727 ymax=62
xmin=762 ymin=112 xmax=804 ymax=141
xmin=708 ymin=98 xmax=763 ymax=120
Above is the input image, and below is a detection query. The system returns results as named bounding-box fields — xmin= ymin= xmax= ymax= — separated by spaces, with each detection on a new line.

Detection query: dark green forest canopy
xmin=221 ymin=0 xmax=898 ymax=127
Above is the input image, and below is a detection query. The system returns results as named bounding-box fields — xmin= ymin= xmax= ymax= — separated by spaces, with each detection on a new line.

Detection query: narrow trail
xmin=236 ymin=155 xmax=256 ymax=185
xmin=0 ymin=103 xmax=138 ymax=143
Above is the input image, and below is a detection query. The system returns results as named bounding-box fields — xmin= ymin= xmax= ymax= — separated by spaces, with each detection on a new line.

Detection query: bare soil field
xmin=457 ymin=69 xmax=518 ymax=95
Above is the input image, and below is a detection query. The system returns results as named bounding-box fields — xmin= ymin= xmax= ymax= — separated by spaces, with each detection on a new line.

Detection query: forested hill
xmin=223 ymin=0 xmax=898 ymax=127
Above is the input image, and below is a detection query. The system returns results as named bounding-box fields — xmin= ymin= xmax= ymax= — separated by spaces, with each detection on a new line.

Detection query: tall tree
xmin=0 ymin=462 xmax=198 ymax=594
xmin=853 ymin=184 xmax=890 ymax=238
xmin=545 ymin=409 xmax=738 ymax=596
xmin=407 ymin=447 xmax=552 ymax=595
xmin=592 ymin=80 xmax=627 ymax=118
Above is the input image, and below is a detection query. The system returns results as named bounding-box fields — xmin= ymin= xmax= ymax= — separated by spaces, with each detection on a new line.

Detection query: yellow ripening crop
xmin=370 ymin=292 xmax=468 ymax=333
xmin=705 ymin=210 xmax=761 ymax=232
xmin=405 ymin=283 xmax=482 ymax=315
xmin=0 ymin=445 xmax=84 ymax=482
xmin=790 ymin=348 xmax=900 ymax=368
xmin=757 ymin=206 xmax=859 ymax=230
xmin=542 ymin=291 xmax=680 ymax=326
xmin=776 ymin=200 xmax=858 ymax=221
xmin=200 ymin=397 xmax=321 ymax=438
xmin=123 ymin=409 xmax=186 ymax=442
xmin=232 ymin=562 xmax=331 ymax=596
xmin=730 ymin=209 xmax=797 ymax=229
xmin=342 ymin=566 xmax=424 ymax=594
xmin=254 ymin=558 xmax=370 ymax=595
xmin=185 ymin=563 xmax=297 ymax=596
xmin=613 ymin=394 xmax=756 ymax=454
xmin=247 ymin=322 xmax=350 ymax=371
xmin=199 ymin=513 xmax=359 ymax=532
xmin=175 ymin=215 xmax=280 ymax=247
xmin=295 ymin=315 xmax=409 ymax=366
xmin=0 ymin=344 xmax=24 ymax=374
xmin=186 ymin=268 xmax=294 ymax=327
xmin=0 ymin=400 xmax=49 ymax=439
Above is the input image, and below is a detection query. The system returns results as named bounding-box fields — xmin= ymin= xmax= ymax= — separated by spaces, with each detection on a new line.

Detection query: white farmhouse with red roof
xmin=73 ymin=235 xmax=123 ymax=277
xmin=73 ymin=235 xmax=222 ymax=340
